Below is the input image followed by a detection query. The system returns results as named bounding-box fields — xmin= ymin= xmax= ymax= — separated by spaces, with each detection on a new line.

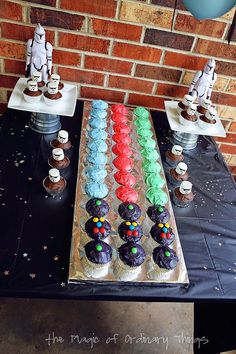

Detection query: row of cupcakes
xmin=111 ymin=104 xmax=139 ymax=204
xmin=133 ymin=107 xmax=168 ymax=206
xmin=43 ymin=130 xmax=71 ymax=196
xmin=85 ymin=100 xmax=109 ymax=199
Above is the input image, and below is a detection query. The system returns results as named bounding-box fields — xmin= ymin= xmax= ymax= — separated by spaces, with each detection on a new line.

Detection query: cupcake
xmin=85 ymin=217 xmax=111 ymax=240
xmin=118 ymin=221 xmax=143 ymax=243
xmin=23 ymin=80 xmax=42 ymax=103
xmin=179 ymin=104 xmax=197 ymax=127
xmin=177 ymin=94 xmax=194 ymax=114
xmin=113 ymin=156 xmax=133 ymax=172
xmin=112 ymin=144 xmax=132 ymax=157
xmin=89 ymin=117 xmax=107 ymax=129
xmin=118 ymin=202 xmax=141 ymax=221
xmin=43 ymin=82 xmax=62 ymax=106
xmin=51 ymin=130 xmax=72 ymax=150
xmin=111 ymin=104 xmax=128 ymax=115
xmin=113 ymin=123 xmax=130 ymax=134
xmin=145 ymin=173 xmax=165 ymax=189
xmin=197 ymin=98 xmax=211 ymax=115
xmin=114 ymin=171 xmax=136 ymax=187
xmin=85 ymin=181 xmax=108 ymax=199
xmin=111 ymin=113 xmax=128 ymax=124
xmin=133 ymin=107 xmax=149 ymax=119
xmin=85 ymin=166 xmax=107 ymax=182
xmin=147 ymin=245 xmax=179 ymax=281
xmin=86 ymin=198 xmax=109 ymax=217
xmin=87 ymin=151 xmax=107 ymax=165
xmin=92 ymin=100 xmax=108 ymax=110
xmin=142 ymin=160 xmax=161 ymax=174
xmin=112 ymin=133 xmax=131 ymax=145
xmin=31 ymin=70 xmax=45 ymax=87
xmin=198 ymin=107 xmax=217 ymax=130
xmin=43 ymin=168 xmax=66 ymax=197
xmin=88 ymin=128 xmax=107 ymax=140
xmin=150 ymin=223 xmax=175 ymax=246
xmin=82 ymin=240 xmax=112 ymax=278
xmin=87 ymin=139 xmax=108 ymax=153
xmin=116 ymin=186 xmax=138 ymax=203
xmin=168 ymin=162 xmax=188 ymax=186
xmin=90 ymin=109 xmax=107 ymax=119
xmin=141 ymin=148 xmax=159 ymax=161
xmin=50 ymin=73 xmax=64 ymax=90
xmin=173 ymin=181 xmax=194 ymax=208
xmin=165 ymin=145 xmax=184 ymax=167
xmin=146 ymin=188 xmax=168 ymax=206
xmin=114 ymin=242 xmax=146 ymax=281
xmin=147 ymin=205 xmax=170 ymax=223
xmin=48 ymin=148 xmax=70 ymax=169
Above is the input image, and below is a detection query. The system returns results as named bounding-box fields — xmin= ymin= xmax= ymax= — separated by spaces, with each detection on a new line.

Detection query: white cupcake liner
xmin=81 ymin=256 xmax=110 ymax=279
xmin=113 ymin=257 xmax=141 ymax=281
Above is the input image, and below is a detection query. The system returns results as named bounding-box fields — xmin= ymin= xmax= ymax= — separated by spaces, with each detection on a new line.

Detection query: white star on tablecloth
xmin=54 ymin=256 xmax=59 ymax=261
xmin=23 ymin=253 xmax=28 ymax=257
xmin=29 ymin=273 xmax=36 ymax=279
xmin=4 ymin=270 xmax=10 ymax=276
xmin=43 ymin=245 xmax=48 ymax=250
xmin=60 ymin=282 xmax=66 ymax=287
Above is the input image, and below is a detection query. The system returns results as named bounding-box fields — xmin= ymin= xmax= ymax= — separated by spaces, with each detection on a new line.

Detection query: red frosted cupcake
xmin=113 ymin=123 xmax=130 ymax=134
xmin=112 ymin=143 xmax=132 ymax=157
xmin=112 ymin=133 xmax=131 ymax=144
xmin=116 ymin=186 xmax=138 ymax=203
xmin=113 ymin=156 xmax=133 ymax=172
xmin=114 ymin=171 xmax=136 ymax=186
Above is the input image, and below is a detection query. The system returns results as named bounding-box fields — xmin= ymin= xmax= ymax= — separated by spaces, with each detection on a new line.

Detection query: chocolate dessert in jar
xmin=32 ymin=70 xmax=45 ymax=87
xmin=198 ymin=107 xmax=217 ymax=130
xmin=177 ymin=94 xmax=194 ymax=114
xmin=165 ymin=145 xmax=184 ymax=167
xmin=43 ymin=81 xmax=62 ymax=106
xmin=49 ymin=73 xmax=64 ymax=90
xmin=173 ymin=181 xmax=194 ymax=207
xmin=197 ymin=98 xmax=211 ymax=115
xmin=48 ymin=148 xmax=70 ymax=169
xmin=168 ymin=162 xmax=188 ymax=186
xmin=43 ymin=168 xmax=66 ymax=197
xmin=179 ymin=104 xmax=198 ymax=127
xmin=50 ymin=130 xmax=72 ymax=150
xmin=23 ymin=80 xmax=42 ymax=103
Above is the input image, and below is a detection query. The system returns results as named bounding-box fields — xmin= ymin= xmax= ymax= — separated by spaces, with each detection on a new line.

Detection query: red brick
xmin=4 ymin=59 xmax=25 ymax=75
xmin=58 ymin=67 xmax=104 ymax=86
xmin=135 ymin=64 xmax=181 ymax=82
xmin=229 ymin=122 xmax=236 ymax=132
xmin=175 ymin=14 xmax=226 ymax=38
xmin=53 ymin=50 xmax=81 ymax=66
xmin=216 ymin=134 xmax=236 ymax=144
xmin=109 ymin=75 xmax=154 ymax=94
xmin=60 ymin=0 xmax=117 ymax=17
xmin=219 ymin=144 xmax=236 ymax=154
xmin=151 ymin=0 xmax=186 ymax=10
xmin=91 ymin=18 xmax=142 ymax=42
xmin=22 ymin=0 xmax=56 ymax=6
xmin=85 ymin=56 xmax=132 ymax=75
xmin=195 ymin=39 xmax=236 ymax=61
xmin=0 ymin=75 xmax=18 ymax=89
xmin=221 ymin=119 xmax=230 ymax=130
xmin=211 ymin=91 xmax=236 ymax=107
xmin=164 ymin=51 xmax=210 ymax=71
xmin=1 ymin=22 xmax=55 ymax=45
xmin=59 ymin=33 xmax=109 ymax=54
xmin=216 ymin=61 xmax=236 ymax=77
xmin=128 ymin=93 xmax=165 ymax=110
xmin=81 ymin=87 xmax=125 ymax=103
xmin=113 ymin=42 xmax=162 ymax=63
xmin=0 ymin=40 xmax=25 ymax=60
xmin=156 ymin=83 xmax=188 ymax=98
xmin=144 ymin=29 xmax=194 ymax=51
xmin=0 ymin=103 xmax=7 ymax=115
xmin=229 ymin=166 xmax=236 ymax=174
xmin=30 ymin=8 xmax=84 ymax=31
xmin=0 ymin=1 xmax=22 ymax=21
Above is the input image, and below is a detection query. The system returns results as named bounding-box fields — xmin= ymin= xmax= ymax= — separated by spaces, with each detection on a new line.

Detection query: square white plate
xmin=8 ymin=78 xmax=77 ymax=117
xmin=164 ymin=100 xmax=226 ymax=138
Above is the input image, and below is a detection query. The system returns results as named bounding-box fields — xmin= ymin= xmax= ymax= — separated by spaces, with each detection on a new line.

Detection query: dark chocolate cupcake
xmin=118 ymin=242 xmax=146 ymax=267
xmin=118 ymin=202 xmax=141 ymax=221
xmin=86 ymin=198 xmax=109 ymax=217
xmin=150 ymin=223 xmax=175 ymax=246
xmin=147 ymin=205 xmax=170 ymax=223
xmin=84 ymin=240 xmax=112 ymax=265
xmin=118 ymin=221 xmax=143 ymax=243
xmin=85 ymin=217 xmax=111 ymax=240
xmin=153 ymin=245 xmax=178 ymax=270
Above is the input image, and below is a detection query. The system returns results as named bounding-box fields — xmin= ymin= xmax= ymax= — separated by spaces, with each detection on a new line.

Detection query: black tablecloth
xmin=0 ymin=100 xmax=236 ymax=301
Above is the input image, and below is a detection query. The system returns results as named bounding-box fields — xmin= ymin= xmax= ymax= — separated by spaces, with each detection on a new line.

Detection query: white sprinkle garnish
xmin=218 ymin=242 xmax=222 ymax=246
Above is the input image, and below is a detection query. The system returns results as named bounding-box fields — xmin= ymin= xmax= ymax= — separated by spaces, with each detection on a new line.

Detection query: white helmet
xmin=204 ymin=58 xmax=216 ymax=74
xmin=34 ymin=23 xmax=45 ymax=44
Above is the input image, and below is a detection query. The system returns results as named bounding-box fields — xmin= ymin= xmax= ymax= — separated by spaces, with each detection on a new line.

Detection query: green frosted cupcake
xmin=134 ymin=118 xmax=152 ymax=129
xmin=146 ymin=188 xmax=168 ymax=205
xmin=145 ymin=173 xmax=165 ymax=188
xmin=133 ymin=107 xmax=149 ymax=119
xmin=141 ymin=148 xmax=159 ymax=161
xmin=138 ymin=137 xmax=156 ymax=149
xmin=137 ymin=127 xmax=153 ymax=138
xmin=142 ymin=160 xmax=161 ymax=173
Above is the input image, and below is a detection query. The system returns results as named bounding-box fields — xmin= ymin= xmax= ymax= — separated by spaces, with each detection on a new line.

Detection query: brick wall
xmin=0 ymin=0 xmax=236 ymax=179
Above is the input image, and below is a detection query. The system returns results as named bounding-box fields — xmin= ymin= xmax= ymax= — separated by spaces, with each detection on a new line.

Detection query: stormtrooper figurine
xmin=48 ymin=148 xmax=70 ymax=169
xmin=189 ymin=58 xmax=217 ymax=106
xmin=25 ymin=23 xmax=53 ymax=82
xmin=169 ymin=162 xmax=189 ymax=186
xmin=49 ymin=168 xmax=60 ymax=183
xmin=165 ymin=145 xmax=184 ymax=167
